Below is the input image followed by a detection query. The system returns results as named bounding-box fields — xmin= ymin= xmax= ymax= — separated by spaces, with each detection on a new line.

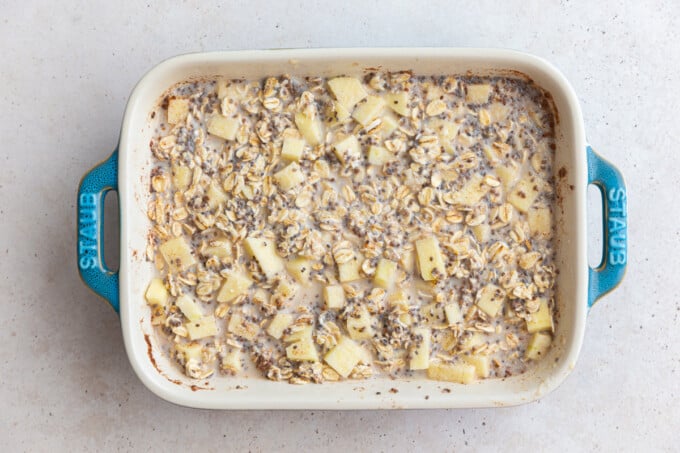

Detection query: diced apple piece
xmin=444 ymin=303 xmax=463 ymax=325
xmin=185 ymin=315 xmax=218 ymax=340
xmin=206 ymin=182 xmax=228 ymax=209
xmin=425 ymin=84 xmax=444 ymax=102
xmin=508 ymin=177 xmax=542 ymax=213
xmin=326 ymin=101 xmax=351 ymax=127
xmin=409 ymin=327 xmax=431 ymax=370
xmin=145 ymin=278 xmax=169 ymax=307
xmin=459 ymin=333 xmax=485 ymax=352
xmin=465 ymin=84 xmax=492 ymax=104
xmin=352 ymin=95 xmax=385 ymax=126
xmin=528 ymin=207 xmax=552 ymax=237
xmin=273 ymin=162 xmax=305 ymax=191
xmin=171 ymin=164 xmax=192 ymax=191
xmin=283 ymin=325 xmax=313 ymax=344
xmin=415 ymin=236 xmax=446 ymax=281
xmin=266 ymin=313 xmax=294 ymax=339
xmin=175 ymin=342 xmax=202 ymax=362
xmin=464 ymin=354 xmax=491 ymax=378
xmin=332 ymin=134 xmax=360 ymax=165
xmin=384 ymin=92 xmax=410 ymax=117
xmin=283 ymin=325 xmax=318 ymax=362
xmin=324 ymin=336 xmax=365 ymax=378
xmin=479 ymin=108 xmax=490 ymax=126
xmin=526 ymin=298 xmax=554 ymax=333
xmin=244 ymin=236 xmax=285 ymax=279
xmin=427 ymin=362 xmax=476 ymax=384
xmin=387 ymin=288 xmax=408 ymax=307
xmin=496 ymin=165 xmax=519 ymax=191
xmin=380 ymin=113 xmax=399 ymax=137
xmin=281 ymin=137 xmax=305 ymax=162
xmin=285 ymin=257 xmax=313 ymax=285
xmin=346 ymin=305 xmax=375 ymax=340
xmin=489 ymin=102 xmax=511 ymax=122
xmin=295 ymin=112 xmax=324 ymax=146
xmin=420 ymin=303 xmax=446 ymax=326
xmin=323 ymin=285 xmax=345 ymax=310
xmin=430 ymin=119 xmax=460 ymax=140
xmin=275 ymin=277 xmax=298 ymax=300
xmin=227 ymin=313 xmax=259 ymax=341
xmin=472 ymin=224 xmax=491 ymax=243
xmin=373 ymin=258 xmax=397 ymax=289
xmin=207 ymin=115 xmax=239 ymax=141
xmin=367 ymin=145 xmax=394 ymax=166
xmin=285 ymin=338 xmax=319 ymax=362
xmin=216 ymin=271 xmax=252 ymax=303
xmin=525 ymin=332 xmax=552 ymax=360
xmin=450 ymin=174 xmax=490 ymax=205
xmin=328 ymin=77 xmax=367 ymax=110
xmin=338 ymin=252 xmax=362 ymax=283
xmin=221 ymin=347 xmax=242 ymax=373
xmin=334 ymin=101 xmax=352 ymax=122
xmin=167 ymin=98 xmax=189 ymax=125
xmin=176 ymin=294 xmax=203 ymax=322
xmin=475 ymin=284 xmax=505 ymax=317
xmin=159 ymin=236 xmax=196 ymax=272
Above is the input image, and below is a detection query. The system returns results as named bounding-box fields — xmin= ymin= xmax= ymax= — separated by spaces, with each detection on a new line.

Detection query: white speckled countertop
xmin=1 ymin=1 xmax=678 ymax=450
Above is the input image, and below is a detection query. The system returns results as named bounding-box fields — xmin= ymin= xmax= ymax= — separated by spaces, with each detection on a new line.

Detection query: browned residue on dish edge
xmin=144 ymin=332 xmax=210 ymax=389
xmin=144 ymin=333 xmax=161 ymax=373
xmin=486 ymin=68 xmax=560 ymax=126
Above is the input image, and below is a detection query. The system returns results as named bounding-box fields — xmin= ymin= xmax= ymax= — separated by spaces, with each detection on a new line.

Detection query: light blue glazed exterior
xmin=77 ymin=150 xmax=120 ymax=312
xmin=586 ymin=146 xmax=627 ymax=307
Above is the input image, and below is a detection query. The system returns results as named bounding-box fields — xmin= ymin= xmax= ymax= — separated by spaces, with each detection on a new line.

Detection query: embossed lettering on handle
xmin=79 ymin=193 xmax=100 ymax=270
xmin=587 ymin=146 xmax=627 ymax=307
xmin=77 ymin=151 xmax=120 ymax=312
xmin=606 ymin=187 xmax=627 ymax=267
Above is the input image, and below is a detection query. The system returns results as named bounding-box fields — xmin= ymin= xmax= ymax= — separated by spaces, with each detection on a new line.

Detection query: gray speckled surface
xmin=1 ymin=1 xmax=677 ymax=451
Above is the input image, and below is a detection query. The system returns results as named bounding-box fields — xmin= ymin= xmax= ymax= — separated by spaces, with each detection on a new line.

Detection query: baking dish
xmin=77 ymin=48 xmax=627 ymax=409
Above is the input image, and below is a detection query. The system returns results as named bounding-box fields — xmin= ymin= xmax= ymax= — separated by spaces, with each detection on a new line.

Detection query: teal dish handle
xmin=77 ymin=150 xmax=120 ymax=312
xmin=587 ymin=146 xmax=627 ymax=307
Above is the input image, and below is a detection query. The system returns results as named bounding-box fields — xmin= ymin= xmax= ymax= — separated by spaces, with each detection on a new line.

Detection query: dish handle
xmin=77 ymin=150 xmax=120 ymax=312
xmin=587 ymin=146 xmax=627 ymax=307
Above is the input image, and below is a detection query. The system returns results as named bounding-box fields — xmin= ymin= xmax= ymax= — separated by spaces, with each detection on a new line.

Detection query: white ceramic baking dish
xmin=77 ymin=48 xmax=627 ymax=409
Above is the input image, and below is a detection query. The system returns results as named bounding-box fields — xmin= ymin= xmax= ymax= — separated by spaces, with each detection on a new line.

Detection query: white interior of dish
xmin=118 ymin=48 xmax=588 ymax=409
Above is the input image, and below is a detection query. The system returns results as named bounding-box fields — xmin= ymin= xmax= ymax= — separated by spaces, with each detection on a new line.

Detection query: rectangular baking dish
xmin=77 ymin=48 xmax=627 ymax=409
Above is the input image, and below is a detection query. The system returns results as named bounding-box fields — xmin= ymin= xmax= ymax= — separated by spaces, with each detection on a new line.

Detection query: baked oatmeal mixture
xmin=143 ymin=71 xmax=558 ymax=384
